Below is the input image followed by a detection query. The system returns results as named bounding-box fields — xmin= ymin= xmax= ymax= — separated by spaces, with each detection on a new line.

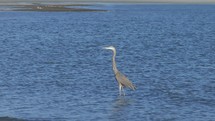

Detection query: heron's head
xmin=103 ymin=46 xmax=116 ymax=52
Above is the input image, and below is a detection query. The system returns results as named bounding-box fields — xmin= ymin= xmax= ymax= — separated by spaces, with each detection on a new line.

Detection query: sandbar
xmin=0 ymin=3 xmax=106 ymax=12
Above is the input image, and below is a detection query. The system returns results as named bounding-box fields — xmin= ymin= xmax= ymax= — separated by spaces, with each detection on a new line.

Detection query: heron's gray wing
xmin=115 ymin=72 xmax=136 ymax=90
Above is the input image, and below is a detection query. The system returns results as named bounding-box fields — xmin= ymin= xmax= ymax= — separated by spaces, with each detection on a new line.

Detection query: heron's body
xmin=104 ymin=46 xmax=136 ymax=95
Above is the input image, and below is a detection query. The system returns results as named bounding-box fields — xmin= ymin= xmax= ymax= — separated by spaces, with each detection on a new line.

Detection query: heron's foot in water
xmin=119 ymin=91 xmax=125 ymax=96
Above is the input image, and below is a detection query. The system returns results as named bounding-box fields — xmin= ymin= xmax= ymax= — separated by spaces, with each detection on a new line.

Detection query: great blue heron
xmin=103 ymin=46 xmax=136 ymax=96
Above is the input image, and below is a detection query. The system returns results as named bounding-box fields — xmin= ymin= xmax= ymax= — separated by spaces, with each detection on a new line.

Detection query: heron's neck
xmin=112 ymin=50 xmax=118 ymax=74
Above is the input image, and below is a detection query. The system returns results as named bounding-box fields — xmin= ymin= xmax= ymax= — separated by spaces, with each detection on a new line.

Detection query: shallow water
xmin=0 ymin=4 xmax=215 ymax=121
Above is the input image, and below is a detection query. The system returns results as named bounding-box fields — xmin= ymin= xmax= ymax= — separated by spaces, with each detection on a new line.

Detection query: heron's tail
xmin=132 ymin=85 xmax=136 ymax=90
xmin=133 ymin=85 xmax=136 ymax=90
xmin=129 ymin=84 xmax=136 ymax=90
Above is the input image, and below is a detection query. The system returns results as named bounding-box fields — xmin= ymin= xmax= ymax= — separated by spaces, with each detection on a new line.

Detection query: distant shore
xmin=0 ymin=1 xmax=214 ymax=12
xmin=0 ymin=0 xmax=215 ymax=4
xmin=0 ymin=3 xmax=106 ymax=12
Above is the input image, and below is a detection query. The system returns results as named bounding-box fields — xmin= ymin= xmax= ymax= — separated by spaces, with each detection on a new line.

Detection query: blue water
xmin=0 ymin=4 xmax=215 ymax=121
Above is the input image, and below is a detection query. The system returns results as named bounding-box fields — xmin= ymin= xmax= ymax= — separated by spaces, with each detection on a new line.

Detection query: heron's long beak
xmin=103 ymin=47 xmax=109 ymax=50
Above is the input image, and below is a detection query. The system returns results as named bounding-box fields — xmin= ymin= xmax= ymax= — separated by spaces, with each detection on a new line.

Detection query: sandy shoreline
xmin=0 ymin=0 xmax=215 ymax=4
xmin=0 ymin=3 xmax=106 ymax=12
xmin=0 ymin=1 xmax=214 ymax=12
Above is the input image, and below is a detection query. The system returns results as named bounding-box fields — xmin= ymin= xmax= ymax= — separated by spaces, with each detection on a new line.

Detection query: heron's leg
xmin=119 ymin=84 xmax=122 ymax=96
xmin=122 ymin=87 xmax=125 ymax=96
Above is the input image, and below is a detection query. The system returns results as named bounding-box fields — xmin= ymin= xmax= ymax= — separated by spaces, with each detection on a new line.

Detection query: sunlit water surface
xmin=0 ymin=4 xmax=215 ymax=121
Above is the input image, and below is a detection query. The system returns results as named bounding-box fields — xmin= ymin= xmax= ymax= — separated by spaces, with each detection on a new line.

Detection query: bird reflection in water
xmin=109 ymin=96 xmax=133 ymax=120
